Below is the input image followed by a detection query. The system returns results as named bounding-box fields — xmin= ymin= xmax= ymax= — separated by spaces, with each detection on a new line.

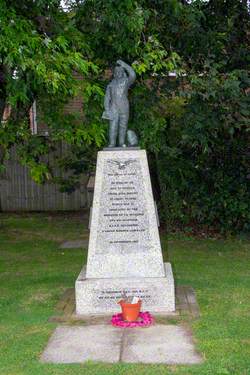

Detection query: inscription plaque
xmin=97 ymin=158 xmax=149 ymax=254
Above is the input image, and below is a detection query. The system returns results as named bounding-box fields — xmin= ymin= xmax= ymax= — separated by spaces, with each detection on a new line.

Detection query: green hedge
xmin=131 ymin=69 xmax=249 ymax=233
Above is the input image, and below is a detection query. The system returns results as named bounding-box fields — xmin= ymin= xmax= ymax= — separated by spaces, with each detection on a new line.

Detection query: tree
xmin=1 ymin=0 xmax=249 ymax=231
xmin=70 ymin=0 xmax=249 ymax=232
xmin=0 ymin=0 xmax=103 ymax=183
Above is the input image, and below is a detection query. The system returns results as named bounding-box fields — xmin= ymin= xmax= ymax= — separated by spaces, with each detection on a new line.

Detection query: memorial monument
xmin=75 ymin=61 xmax=175 ymax=314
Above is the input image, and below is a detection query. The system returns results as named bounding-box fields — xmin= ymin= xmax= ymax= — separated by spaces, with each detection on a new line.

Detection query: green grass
xmin=0 ymin=213 xmax=249 ymax=375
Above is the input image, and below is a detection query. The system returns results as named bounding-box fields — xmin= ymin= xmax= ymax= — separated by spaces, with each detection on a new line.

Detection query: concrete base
xmin=75 ymin=262 xmax=175 ymax=315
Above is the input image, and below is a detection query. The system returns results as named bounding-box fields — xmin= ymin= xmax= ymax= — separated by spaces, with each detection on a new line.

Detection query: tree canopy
xmin=0 ymin=0 xmax=102 ymax=182
xmin=0 ymin=0 xmax=249 ymax=232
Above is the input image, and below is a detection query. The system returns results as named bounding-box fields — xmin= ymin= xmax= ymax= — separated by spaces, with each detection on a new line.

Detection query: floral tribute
xmin=111 ymin=311 xmax=154 ymax=328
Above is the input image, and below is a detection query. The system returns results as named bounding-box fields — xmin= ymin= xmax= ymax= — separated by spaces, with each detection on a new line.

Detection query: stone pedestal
xmin=76 ymin=263 xmax=174 ymax=314
xmin=75 ymin=149 xmax=175 ymax=315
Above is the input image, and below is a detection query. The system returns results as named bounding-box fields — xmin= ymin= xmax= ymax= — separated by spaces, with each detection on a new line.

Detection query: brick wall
xmin=63 ymin=71 xmax=84 ymax=117
xmin=30 ymin=71 xmax=85 ymax=135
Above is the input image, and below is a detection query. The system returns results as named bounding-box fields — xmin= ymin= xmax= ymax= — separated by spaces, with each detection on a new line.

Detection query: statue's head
xmin=114 ymin=66 xmax=126 ymax=79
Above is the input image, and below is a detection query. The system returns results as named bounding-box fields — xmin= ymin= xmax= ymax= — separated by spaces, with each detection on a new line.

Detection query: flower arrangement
xmin=111 ymin=311 xmax=154 ymax=328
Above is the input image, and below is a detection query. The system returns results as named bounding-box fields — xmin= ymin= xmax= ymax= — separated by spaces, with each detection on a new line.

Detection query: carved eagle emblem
xmin=107 ymin=159 xmax=136 ymax=170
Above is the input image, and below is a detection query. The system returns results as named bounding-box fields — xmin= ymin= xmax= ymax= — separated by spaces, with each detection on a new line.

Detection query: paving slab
xmin=121 ymin=325 xmax=202 ymax=364
xmin=41 ymin=324 xmax=202 ymax=364
xmin=40 ymin=325 xmax=122 ymax=363
xmin=59 ymin=240 xmax=88 ymax=249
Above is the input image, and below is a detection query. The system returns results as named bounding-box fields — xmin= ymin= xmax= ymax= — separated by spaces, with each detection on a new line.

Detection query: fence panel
xmin=0 ymin=146 xmax=88 ymax=211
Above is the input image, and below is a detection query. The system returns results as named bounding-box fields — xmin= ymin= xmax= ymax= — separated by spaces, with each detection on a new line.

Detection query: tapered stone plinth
xmin=75 ymin=149 xmax=175 ymax=315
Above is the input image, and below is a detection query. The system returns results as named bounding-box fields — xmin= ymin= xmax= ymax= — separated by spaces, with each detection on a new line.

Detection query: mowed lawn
xmin=0 ymin=213 xmax=249 ymax=375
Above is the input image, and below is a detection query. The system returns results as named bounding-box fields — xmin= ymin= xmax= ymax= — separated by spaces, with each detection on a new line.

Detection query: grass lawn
xmin=0 ymin=213 xmax=249 ymax=375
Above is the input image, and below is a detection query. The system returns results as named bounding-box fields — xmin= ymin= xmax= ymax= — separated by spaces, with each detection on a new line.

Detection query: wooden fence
xmin=0 ymin=146 xmax=88 ymax=211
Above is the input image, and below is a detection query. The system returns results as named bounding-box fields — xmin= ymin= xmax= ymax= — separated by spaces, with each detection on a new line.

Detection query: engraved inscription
xmin=96 ymin=158 xmax=150 ymax=254
xmin=92 ymin=287 xmax=155 ymax=308
xmin=97 ymin=288 xmax=151 ymax=301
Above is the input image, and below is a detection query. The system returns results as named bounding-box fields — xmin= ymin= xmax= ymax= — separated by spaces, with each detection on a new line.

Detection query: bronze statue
xmin=102 ymin=60 xmax=136 ymax=147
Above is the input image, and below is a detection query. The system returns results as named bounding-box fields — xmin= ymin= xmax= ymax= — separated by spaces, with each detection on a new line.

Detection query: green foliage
xmin=154 ymin=70 xmax=249 ymax=233
xmin=0 ymin=0 xmax=100 ymax=186
xmin=0 ymin=1 xmax=92 ymax=103
xmin=1 ymin=0 xmax=249 ymax=232
xmin=70 ymin=0 xmax=249 ymax=233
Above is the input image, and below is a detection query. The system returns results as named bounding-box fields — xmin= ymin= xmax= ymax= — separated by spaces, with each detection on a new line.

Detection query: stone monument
xmin=75 ymin=61 xmax=175 ymax=315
